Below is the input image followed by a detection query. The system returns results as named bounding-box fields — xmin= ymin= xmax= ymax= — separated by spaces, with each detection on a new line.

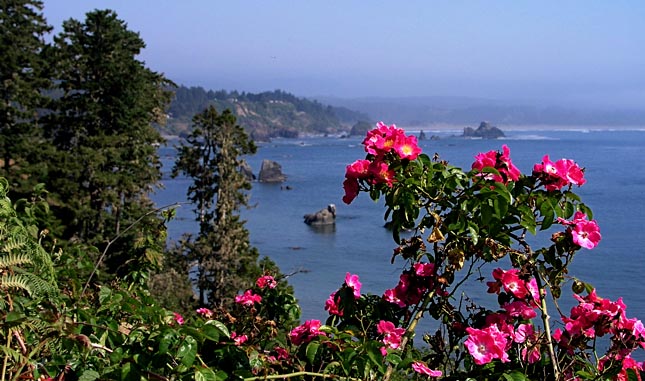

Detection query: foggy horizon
xmin=42 ymin=1 xmax=645 ymax=111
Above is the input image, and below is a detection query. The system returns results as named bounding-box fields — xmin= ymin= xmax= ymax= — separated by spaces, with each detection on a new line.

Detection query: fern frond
xmin=0 ymin=274 xmax=33 ymax=296
xmin=22 ymin=240 xmax=55 ymax=282
xmin=1 ymin=234 xmax=27 ymax=254
xmin=0 ymin=198 xmax=13 ymax=218
xmin=0 ymin=178 xmax=58 ymax=297
xmin=0 ymin=253 xmax=33 ymax=269
xmin=11 ymin=270 xmax=57 ymax=297
xmin=0 ymin=345 xmax=27 ymax=367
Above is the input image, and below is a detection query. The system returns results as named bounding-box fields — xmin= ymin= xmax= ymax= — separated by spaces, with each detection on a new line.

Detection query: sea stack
xmin=258 ymin=159 xmax=287 ymax=182
xmin=303 ymin=204 xmax=336 ymax=226
xmin=462 ymin=121 xmax=505 ymax=139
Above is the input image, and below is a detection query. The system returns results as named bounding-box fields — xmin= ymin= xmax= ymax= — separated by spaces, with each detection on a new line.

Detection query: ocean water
xmin=154 ymin=128 xmax=645 ymax=332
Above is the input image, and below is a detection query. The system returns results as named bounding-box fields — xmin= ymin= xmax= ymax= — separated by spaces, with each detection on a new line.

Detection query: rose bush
xmin=3 ymin=121 xmax=644 ymax=380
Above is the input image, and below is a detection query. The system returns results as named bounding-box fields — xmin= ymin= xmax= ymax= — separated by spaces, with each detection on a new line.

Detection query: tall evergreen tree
xmin=44 ymin=10 xmax=172 ymax=276
xmin=0 ymin=0 xmax=52 ymax=194
xmin=173 ymin=106 xmax=260 ymax=307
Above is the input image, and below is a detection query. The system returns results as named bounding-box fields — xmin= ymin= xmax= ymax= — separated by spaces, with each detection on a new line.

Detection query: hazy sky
xmin=43 ymin=1 xmax=645 ymax=109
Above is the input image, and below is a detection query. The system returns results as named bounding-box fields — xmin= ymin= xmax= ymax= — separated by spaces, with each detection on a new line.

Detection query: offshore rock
xmin=462 ymin=121 xmax=505 ymax=139
xmin=258 ymin=159 xmax=286 ymax=183
xmin=304 ymin=204 xmax=336 ymax=225
xmin=239 ymin=161 xmax=255 ymax=182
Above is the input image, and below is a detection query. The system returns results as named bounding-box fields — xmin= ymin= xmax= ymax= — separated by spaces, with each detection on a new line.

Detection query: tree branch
xmin=81 ymin=202 xmax=183 ymax=297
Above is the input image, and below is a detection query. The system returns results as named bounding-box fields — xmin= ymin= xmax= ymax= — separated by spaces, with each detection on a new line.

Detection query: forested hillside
xmin=165 ymin=86 xmax=369 ymax=140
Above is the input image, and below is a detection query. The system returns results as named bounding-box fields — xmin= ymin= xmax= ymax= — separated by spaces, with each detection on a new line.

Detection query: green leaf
xmin=305 ymin=341 xmax=320 ymax=365
xmin=481 ymin=202 xmax=493 ymax=225
xmin=98 ymin=286 xmax=112 ymax=304
xmin=579 ymin=203 xmax=594 ymax=219
xmin=158 ymin=330 xmax=176 ymax=354
xmin=626 ymin=368 xmax=641 ymax=381
xmin=4 ymin=311 xmax=24 ymax=323
xmin=200 ymin=324 xmax=221 ymax=342
xmin=564 ymin=201 xmax=575 ymax=218
xmin=205 ymin=320 xmax=230 ymax=338
xmin=518 ymin=204 xmax=537 ymax=234
xmin=78 ymin=370 xmax=100 ymax=381
xmin=365 ymin=341 xmax=387 ymax=374
xmin=500 ymin=370 xmax=529 ymax=381
xmin=177 ymin=335 xmax=198 ymax=367
xmin=539 ymin=197 xmax=555 ymax=230
xmin=194 ymin=368 xmax=218 ymax=381
xmin=121 ymin=362 xmax=140 ymax=381
xmin=467 ymin=221 xmax=479 ymax=245
xmin=574 ymin=370 xmax=595 ymax=379
xmin=385 ymin=352 xmax=402 ymax=366
xmin=340 ymin=348 xmax=358 ymax=375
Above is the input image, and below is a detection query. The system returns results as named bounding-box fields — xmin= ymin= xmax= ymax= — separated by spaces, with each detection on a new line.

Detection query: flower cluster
xmin=256 ymin=275 xmax=278 ymax=289
xmin=264 ymin=346 xmax=290 ymax=364
xmin=471 ymin=145 xmax=521 ymax=184
xmin=383 ymin=262 xmax=438 ymax=308
xmin=464 ymin=269 xmax=543 ymax=365
xmin=555 ymin=290 xmax=645 ymax=349
xmin=598 ymin=355 xmax=644 ymax=381
xmin=173 ymin=312 xmax=184 ymax=325
xmin=342 ymin=122 xmax=422 ymax=204
xmin=555 ymin=290 xmax=645 ymax=380
xmin=533 ymin=154 xmax=586 ymax=191
xmin=411 ymin=361 xmax=442 ymax=378
xmin=464 ymin=324 xmax=511 ymax=365
xmin=196 ymin=307 xmax=213 ymax=318
xmin=556 ymin=211 xmax=602 ymax=249
xmin=235 ymin=289 xmax=262 ymax=306
xmin=325 ymin=272 xmax=362 ymax=316
xmin=289 ymin=319 xmax=326 ymax=345
xmin=377 ymin=320 xmax=406 ymax=354
xmin=363 ymin=122 xmax=422 ymax=160
xmin=231 ymin=331 xmax=248 ymax=346
xmin=486 ymin=268 xmax=539 ymax=304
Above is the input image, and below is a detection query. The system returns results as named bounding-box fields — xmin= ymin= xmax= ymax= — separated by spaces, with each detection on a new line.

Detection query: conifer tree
xmin=173 ymin=106 xmax=260 ymax=307
xmin=0 ymin=0 xmax=51 ymax=194
xmin=44 ymin=10 xmax=172 ymax=276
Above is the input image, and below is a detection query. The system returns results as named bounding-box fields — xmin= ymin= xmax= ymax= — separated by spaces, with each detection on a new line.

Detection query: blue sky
xmin=43 ymin=1 xmax=645 ymax=109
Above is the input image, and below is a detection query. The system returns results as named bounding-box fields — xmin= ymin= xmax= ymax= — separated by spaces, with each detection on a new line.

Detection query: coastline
xmin=402 ymin=123 xmax=645 ymax=133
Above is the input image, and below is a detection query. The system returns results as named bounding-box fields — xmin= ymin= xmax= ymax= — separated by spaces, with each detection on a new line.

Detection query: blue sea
xmin=154 ymin=127 xmax=645 ymax=332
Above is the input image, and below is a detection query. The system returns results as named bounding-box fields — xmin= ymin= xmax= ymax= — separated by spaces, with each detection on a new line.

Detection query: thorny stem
xmin=383 ymin=290 xmax=436 ymax=381
xmin=534 ymin=268 xmax=561 ymax=380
